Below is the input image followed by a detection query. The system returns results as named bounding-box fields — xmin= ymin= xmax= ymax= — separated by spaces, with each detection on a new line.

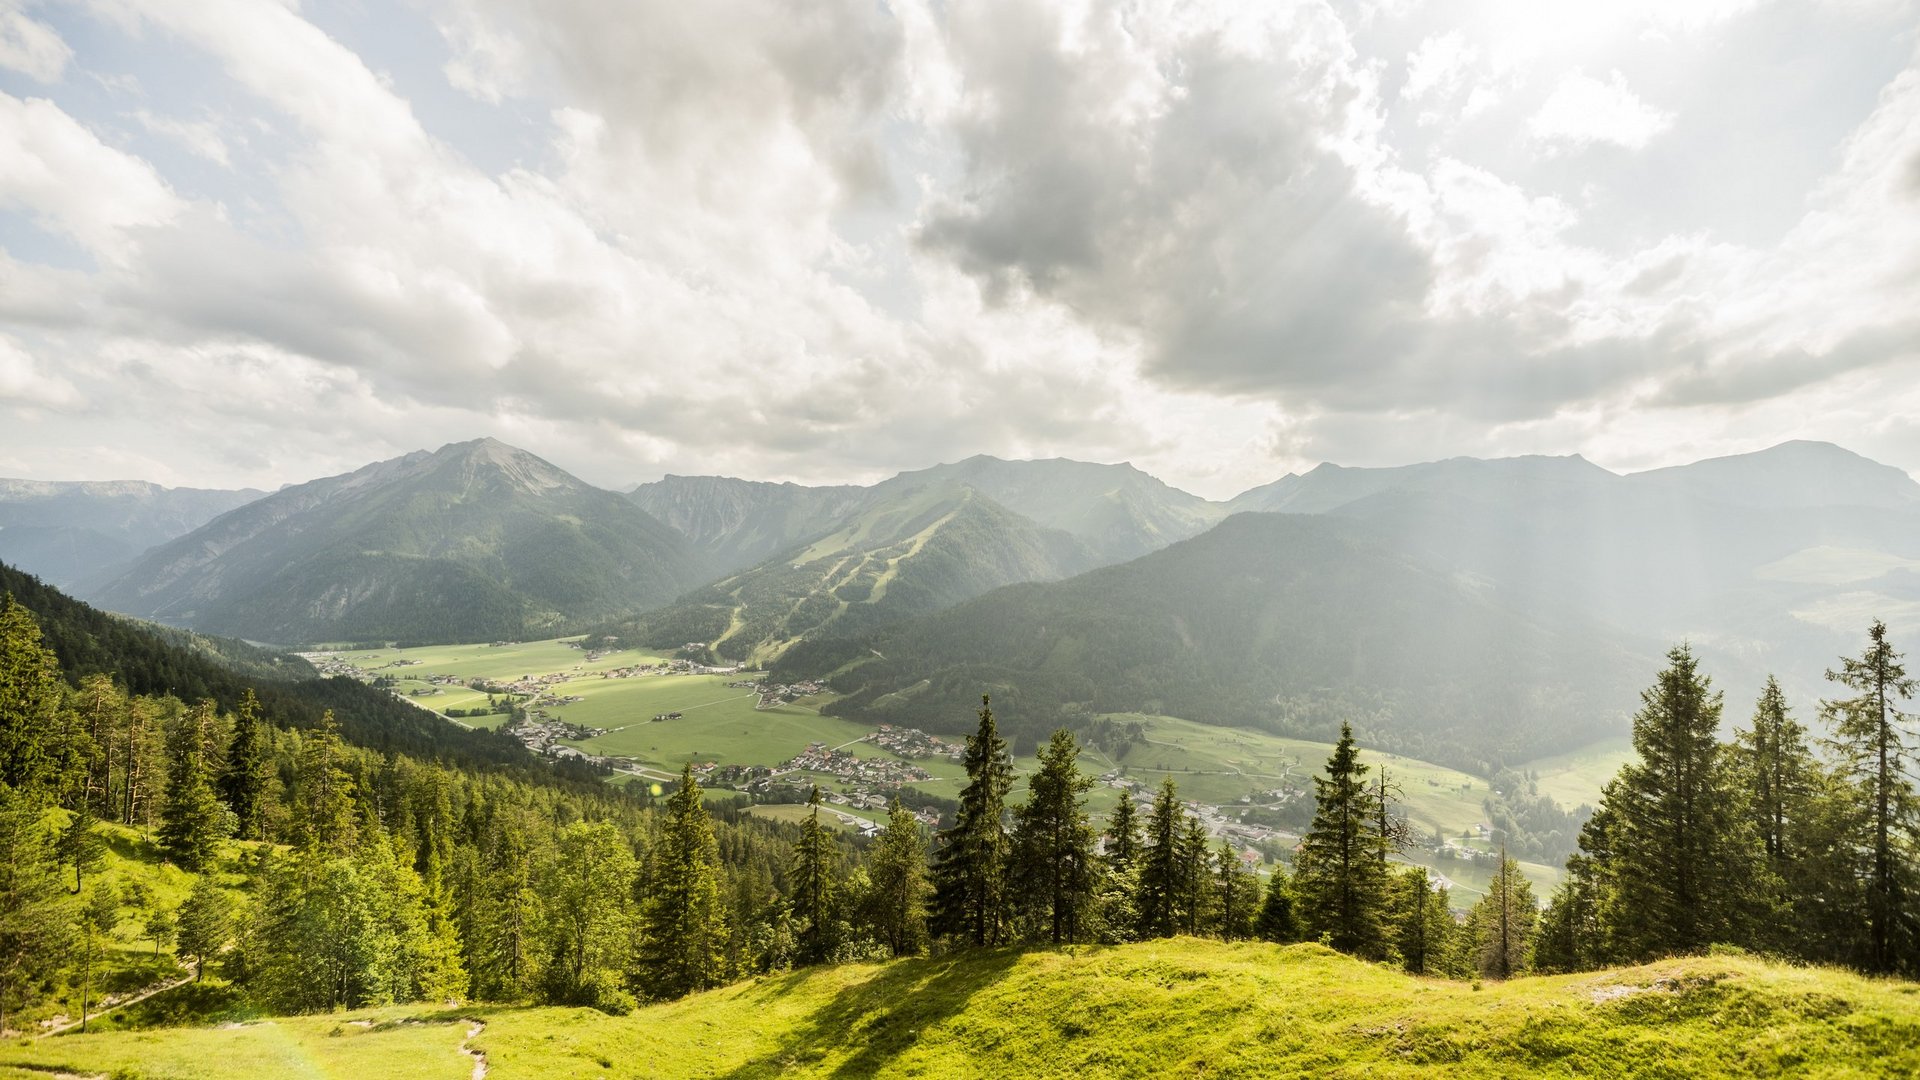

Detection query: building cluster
xmin=754 ymin=678 xmax=828 ymax=709
xmin=861 ymin=724 xmax=964 ymax=761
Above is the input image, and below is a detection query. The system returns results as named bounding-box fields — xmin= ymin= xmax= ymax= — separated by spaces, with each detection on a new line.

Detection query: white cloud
xmin=0 ymin=92 xmax=183 ymax=261
xmin=1528 ymin=69 xmax=1674 ymax=152
xmin=131 ymin=109 xmax=232 ymax=166
xmin=0 ymin=3 xmax=70 ymax=82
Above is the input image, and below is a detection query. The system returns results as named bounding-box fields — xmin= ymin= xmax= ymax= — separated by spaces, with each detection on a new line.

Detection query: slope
xmin=8 ymin=940 xmax=1917 ymax=1078
xmin=605 ymin=485 xmax=1098 ymax=667
xmin=87 ymin=439 xmax=708 ymax=645
xmin=815 ymin=513 xmax=1650 ymax=770
xmin=0 ymin=479 xmax=264 ymax=589
xmin=628 ymin=475 xmax=871 ymax=576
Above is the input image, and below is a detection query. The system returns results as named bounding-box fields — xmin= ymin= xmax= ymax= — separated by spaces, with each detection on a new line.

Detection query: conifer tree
xmin=1215 ymin=843 xmax=1260 ymax=941
xmin=864 ymin=799 xmax=930 ymax=957
xmin=58 ymin=805 xmax=105 ymax=893
xmin=1255 ymin=867 xmax=1301 ymax=943
xmin=1137 ymin=776 xmax=1186 ymax=938
xmin=295 ymin=711 xmax=357 ymax=854
xmin=1595 ymin=645 xmax=1756 ymax=961
xmin=789 ymin=785 xmax=837 ymax=964
xmin=638 ymin=764 xmax=728 ymax=999
xmin=0 ymin=594 xmax=62 ymax=793
xmin=1105 ymin=790 xmax=1141 ymax=870
xmin=930 ymin=695 xmax=1014 ymax=946
xmin=1391 ymin=865 xmax=1451 ymax=975
xmin=1475 ymin=848 xmax=1535 ymax=979
xmin=76 ymin=881 xmax=119 ymax=1031
xmin=159 ymin=701 xmax=228 ymax=871
xmin=1294 ymin=723 xmax=1391 ymax=958
xmin=175 ymin=874 xmax=233 ymax=982
xmin=1011 ymin=729 xmax=1098 ymax=944
xmin=0 ymin=784 xmax=75 ymax=1033
xmin=1822 ymin=620 xmax=1919 ymax=974
xmin=1535 ymin=793 xmax=1615 ymax=973
xmin=1180 ymin=815 xmax=1214 ymax=935
xmin=221 ymin=689 xmax=273 ymax=842
xmin=1732 ymin=675 xmax=1825 ymax=950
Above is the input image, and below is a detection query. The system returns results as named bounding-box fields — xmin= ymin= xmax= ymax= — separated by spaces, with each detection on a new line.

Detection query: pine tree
xmin=930 ymin=695 xmax=1014 ymax=946
xmin=1534 ymin=793 xmax=1615 ymax=973
xmin=1011 ymin=729 xmax=1098 ymax=944
xmin=1180 ymin=815 xmax=1213 ymax=935
xmin=638 ymin=764 xmax=728 ymax=999
xmin=0 ymin=785 xmax=76 ymax=1033
xmin=175 ymin=874 xmax=233 ymax=982
xmin=72 ymin=675 xmax=123 ymax=821
xmin=1294 ymin=723 xmax=1391 ymax=958
xmin=0 ymin=594 xmax=63 ymax=794
xmin=158 ymin=701 xmax=228 ymax=871
xmin=1593 ymin=645 xmax=1755 ymax=961
xmin=1216 ymin=843 xmax=1260 ymax=941
xmin=1822 ymin=620 xmax=1919 ymax=974
xmin=789 ymin=785 xmax=837 ymax=964
xmin=1137 ymin=777 xmax=1186 ymax=938
xmin=1474 ymin=849 xmax=1536 ymax=979
xmin=1105 ymin=790 xmax=1141 ymax=870
xmin=76 ymin=881 xmax=119 ymax=1031
xmin=1391 ymin=866 xmax=1451 ymax=975
xmin=58 ymin=805 xmax=105 ymax=893
xmin=864 ymin=799 xmax=930 ymax=957
xmin=1733 ymin=675 xmax=1824 ymax=951
xmin=221 ymin=689 xmax=273 ymax=842
xmin=1255 ymin=867 xmax=1301 ymax=943
xmin=295 ymin=711 xmax=357 ymax=854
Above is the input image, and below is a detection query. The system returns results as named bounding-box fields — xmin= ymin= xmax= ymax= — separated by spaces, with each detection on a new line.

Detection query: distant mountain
xmin=628 ymin=475 xmax=870 ymax=576
xmin=603 ymin=484 xmax=1098 ymax=666
xmin=814 ymin=513 xmax=1651 ymax=771
xmin=1624 ymin=440 xmax=1920 ymax=510
xmin=1225 ymin=454 xmax=1615 ymax=515
xmin=0 ymin=478 xmax=264 ymax=588
xmin=88 ymin=439 xmax=708 ymax=645
xmin=870 ymin=456 xmax=1225 ymax=564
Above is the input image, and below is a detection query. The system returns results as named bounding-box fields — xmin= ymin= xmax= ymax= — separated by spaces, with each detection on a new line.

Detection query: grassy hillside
xmin=9 ymin=939 xmax=1918 ymax=1078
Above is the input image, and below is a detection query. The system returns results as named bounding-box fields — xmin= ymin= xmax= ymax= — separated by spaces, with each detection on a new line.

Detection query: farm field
xmin=1516 ymin=737 xmax=1634 ymax=812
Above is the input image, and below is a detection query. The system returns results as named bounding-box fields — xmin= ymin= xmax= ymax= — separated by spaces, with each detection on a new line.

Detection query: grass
xmin=1516 ymin=738 xmax=1634 ymax=813
xmin=8 ymin=940 xmax=1918 ymax=1078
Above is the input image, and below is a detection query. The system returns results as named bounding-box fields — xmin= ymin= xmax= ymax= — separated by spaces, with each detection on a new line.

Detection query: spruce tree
xmin=864 ymin=799 xmax=930 ymax=957
xmin=0 ymin=594 xmax=62 ymax=794
xmin=1733 ymin=675 xmax=1824 ymax=951
xmin=1255 ymin=868 xmax=1301 ymax=943
xmin=158 ymin=701 xmax=228 ymax=871
xmin=790 ymin=785 xmax=837 ymax=964
xmin=0 ymin=785 xmax=75 ymax=1033
xmin=76 ymin=881 xmax=119 ymax=1032
xmin=221 ymin=689 xmax=272 ymax=842
xmin=1294 ymin=722 xmax=1391 ymax=958
xmin=638 ymin=764 xmax=728 ymax=999
xmin=175 ymin=874 xmax=233 ymax=982
xmin=930 ymin=695 xmax=1014 ymax=946
xmin=1475 ymin=848 xmax=1535 ymax=979
xmin=295 ymin=711 xmax=357 ymax=854
xmin=1391 ymin=865 xmax=1451 ymax=975
xmin=1593 ymin=645 xmax=1754 ymax=961
xmin=1180 ymin=815 xmax=1213 ymax=935
xmin=1822 ymin=620 xmax=1919 ymax=974
xmin=1105 ymin=790 xmax=1141 ymax=870
xmin=1137 ymin=777 xmax=1186 ymax=938
xmin=1215 ymin=843 xmax=1260 ymax=941
xmin=58 ymin=805 xmax=105 ymax=893
xmin=1011 ymin=729 xmax=1098 ymax=944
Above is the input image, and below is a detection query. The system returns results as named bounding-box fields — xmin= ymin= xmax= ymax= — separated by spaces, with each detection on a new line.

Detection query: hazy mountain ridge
xmin=602 ymin=484 xmax=1099 ymax=665
xmin=628 ymin=475 xmax=871 ymax=575
xmin=87 ymin=439 xmax=707 ymax=645
xmin=813 ymin=512 xmax=1651 ymax=770
xmin=0 ymin=478 xmax=265 ymax=588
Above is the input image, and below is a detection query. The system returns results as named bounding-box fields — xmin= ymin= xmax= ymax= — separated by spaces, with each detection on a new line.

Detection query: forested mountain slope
xmin=814 ymin=513 xmax=1650 ymax=770
xmin=87 ymin=439 xmax=707 ymax=645
xmin=604 ymin=485 xmax=1098 ymax=666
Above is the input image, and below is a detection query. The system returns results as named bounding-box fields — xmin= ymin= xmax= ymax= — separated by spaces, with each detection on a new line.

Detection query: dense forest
xmin=3 ymin=559 xmax=1917 ymax=1037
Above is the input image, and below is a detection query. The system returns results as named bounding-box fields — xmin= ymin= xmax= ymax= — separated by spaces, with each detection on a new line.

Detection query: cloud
xmin=1528 ymin=70 xmax=1674 ymax=152
xmin=0 ymin=3 xmax=70 ymax=82
xmin=0 ymin=92 xmax=182 ymax=261
xmin=131 ymin=109 xmax=231 ymax=166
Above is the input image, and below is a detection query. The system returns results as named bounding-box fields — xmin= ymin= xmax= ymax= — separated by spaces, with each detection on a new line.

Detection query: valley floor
xmin=7 ymin=940 xmax=1918 ymax=1079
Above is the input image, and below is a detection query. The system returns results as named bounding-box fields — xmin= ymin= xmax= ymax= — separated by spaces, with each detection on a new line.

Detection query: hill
xmin=0 ymin=479 xmax=263 ymax=589
xmin=7 ymin=940 xmax=1915 ymax=1078
xmin=811 ymin=513 xmax=1650 ymax=770
xmin=87 ymin=439 xmax=708 ymax=645
xmin=604 ymin=485 xmax=1097 ymax=666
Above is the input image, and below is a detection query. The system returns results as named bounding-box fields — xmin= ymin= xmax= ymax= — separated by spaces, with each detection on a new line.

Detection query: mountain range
xmin=0 ymin=478 xmax=263 ymax=589
xmin=15 ymin=436 xmax=1919 ymax=766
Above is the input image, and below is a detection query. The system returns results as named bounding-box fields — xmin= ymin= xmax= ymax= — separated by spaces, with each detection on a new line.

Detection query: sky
xmin=1 ymin=0 xmax=1917 ymax=500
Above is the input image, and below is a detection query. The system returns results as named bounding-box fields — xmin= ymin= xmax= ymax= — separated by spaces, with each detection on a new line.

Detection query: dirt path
xmin=37 ymin=969 xmax=192 ymax=1038
xmin=460 ymin=1019 xmax=488 ymax=1080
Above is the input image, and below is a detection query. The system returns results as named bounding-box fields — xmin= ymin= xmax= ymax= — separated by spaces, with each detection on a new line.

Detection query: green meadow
xmin=9 ymin=939 xmax=1918 ymax=1079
